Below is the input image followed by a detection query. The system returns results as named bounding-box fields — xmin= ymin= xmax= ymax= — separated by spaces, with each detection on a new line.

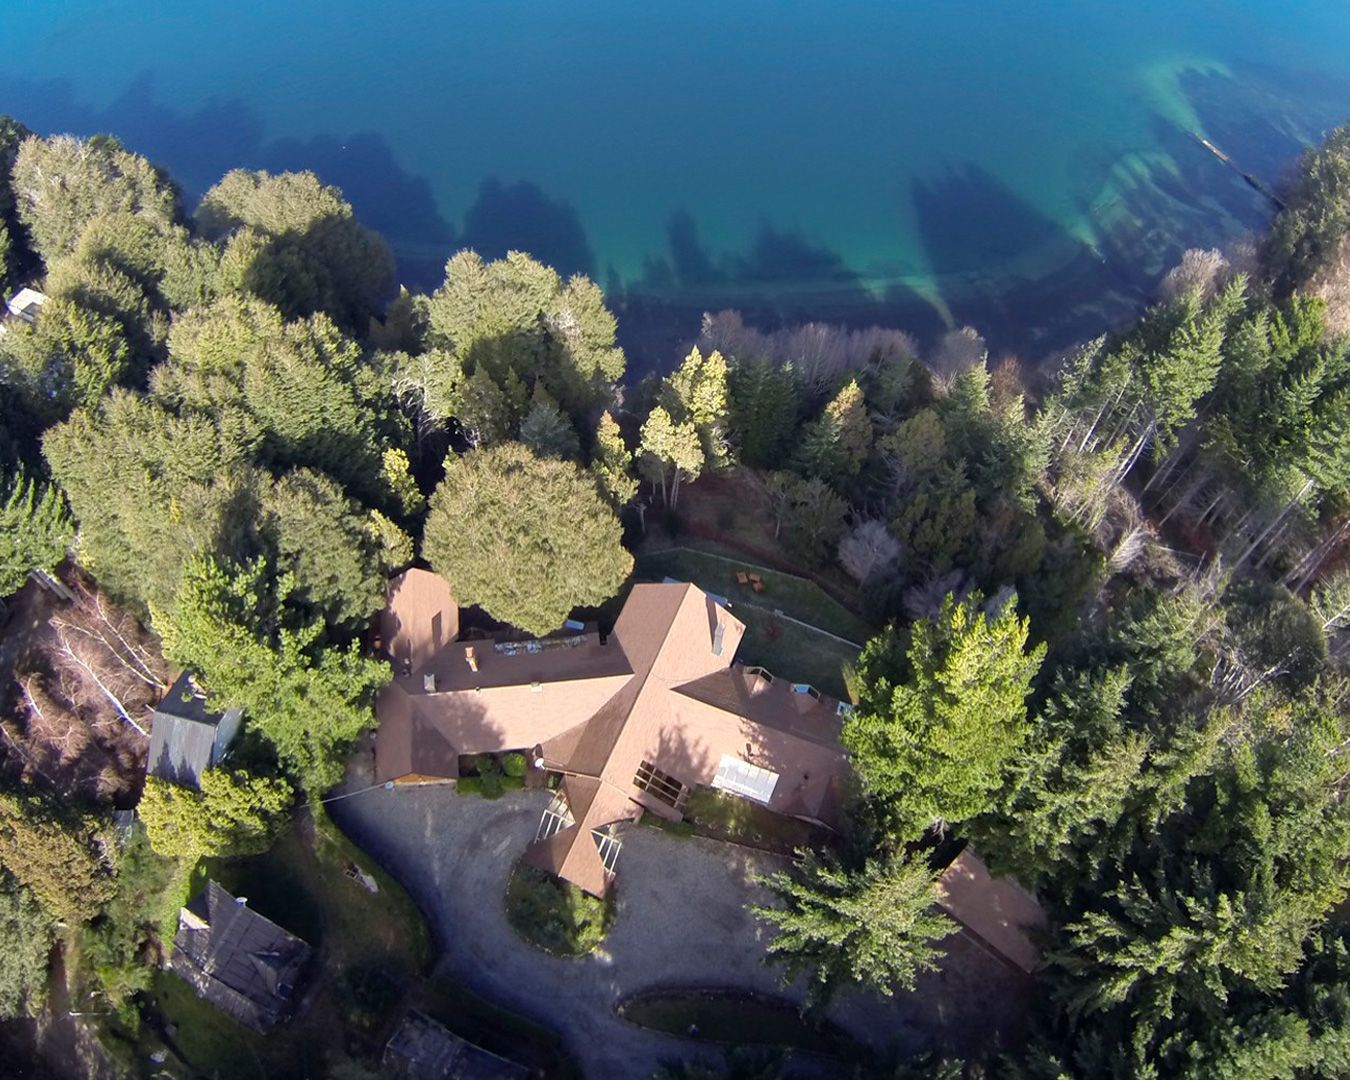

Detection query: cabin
xmin=169 ymin=881 xmax=312 ymax=1032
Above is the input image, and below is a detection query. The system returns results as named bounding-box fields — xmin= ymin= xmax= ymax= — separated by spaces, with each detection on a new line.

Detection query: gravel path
xmin=331 ymin=783 xmax=1016 ymax=1077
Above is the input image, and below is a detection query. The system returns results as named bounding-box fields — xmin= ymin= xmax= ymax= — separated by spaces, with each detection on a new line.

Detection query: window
xmin=791 ymin=683 xmax=821 ymax=700
xmin=633 ymin=761 xmax=687 ymax=808
xmin=591 ymin=827 xmax=622 ymax=873
xmin=535 ymin=793 xmax=574 ymax=842
xmin=712 ymin=755 xmax=780 ymax=804
xmin=836 ymin=701 xmax=855 ymax=718
xmin=744 ymin=666 xmax=773 ymax=683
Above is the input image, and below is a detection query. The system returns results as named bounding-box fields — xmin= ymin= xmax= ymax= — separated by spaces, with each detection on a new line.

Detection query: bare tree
xmin=1157 ymin=248 xmax=1230 ymax=305
xmin=838 ymin=519 xmax=902 ymax=584
xmin=1 ymin=569 xmax=169 ymax=801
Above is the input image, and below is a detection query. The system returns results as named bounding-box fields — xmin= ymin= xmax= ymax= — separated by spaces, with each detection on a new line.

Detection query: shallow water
xmin=4 ymin=1 xmax=1350 ymax=360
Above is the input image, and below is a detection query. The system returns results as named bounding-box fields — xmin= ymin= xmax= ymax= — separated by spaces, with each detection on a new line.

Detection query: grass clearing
xmin=617 ymin=988 xmax=860 ymax=1058
xmin=505 ymin=862 xmax=612 ymax=957
xmin=147 ymin=804 xmax=453 ymax=1077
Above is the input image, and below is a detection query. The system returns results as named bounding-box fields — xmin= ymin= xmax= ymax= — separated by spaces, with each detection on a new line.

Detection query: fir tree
xmin=756 ymin=850 xmax=956 ymax=1005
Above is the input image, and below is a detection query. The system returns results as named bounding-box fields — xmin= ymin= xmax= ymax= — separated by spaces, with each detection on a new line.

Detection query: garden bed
xmin=505 ymin=862 xmax=613 ymax=957
xmin=680 ymin=787 xmax=827 ymax=855
xmin=456 ymin=751 xmax=529 ymax=798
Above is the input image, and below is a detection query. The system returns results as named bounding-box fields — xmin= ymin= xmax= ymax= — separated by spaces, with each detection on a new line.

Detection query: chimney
xmin=465 ymin=646 xmax=478 ymax=673
xmin=423 ymin=673 xmax=437 ymax=693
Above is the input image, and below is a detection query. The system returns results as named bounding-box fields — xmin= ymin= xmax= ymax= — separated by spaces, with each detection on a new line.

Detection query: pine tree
xmin=0 ymin=467 xmax=73 ymax=596
xmin=844 ymin=592 xmax=1045 ymax=837
xmin=728 ymin=357 xmax=800 ymax=467
xmin=794 ymin=379 xmax=872 ymax=482
xmin=519 ymin=383 xmax=581 ymax=460
xmin=591 ymin=410 xmax=638 ymax=508
xmin=755 ymin=850 xmax=956 ymax=1005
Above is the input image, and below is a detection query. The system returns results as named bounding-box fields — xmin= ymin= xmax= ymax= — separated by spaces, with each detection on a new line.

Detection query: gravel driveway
xmin=331 ymin=784 xmax=1014 ymax=1077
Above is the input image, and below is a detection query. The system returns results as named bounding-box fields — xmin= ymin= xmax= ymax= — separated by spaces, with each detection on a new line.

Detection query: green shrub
xmin=479 ymin=771 xmax=505 ymax=799
xmin=505 ymin=864 xmax=612 ymax=956
xmin=456 ymin=776 xmax=483 ymax=797
xmin=501 ymin=752 xmax=528 ymax=779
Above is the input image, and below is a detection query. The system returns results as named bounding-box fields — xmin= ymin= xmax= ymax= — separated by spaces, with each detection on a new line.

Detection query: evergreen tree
xmin=421 ymin=443 xmax=633 ymax=636
xmin=157 ymin=295 xmax=396 ymax=509
xmin=794 ymin=379 xmax=872 ymax=483
xmin=196 ymin=169 xmax=393 ymax=328
xmin=0 ymin=872 xmax=51 ymax=1019
xmin=728 ymin=357 xmax=800 ymax=468
xmin=0 ymin=467 xmax=73 ymax=596
xmin=591 ymin=410 xmax=638 ymax=509
xmin=519 ymin=383 xmax=581 ymax=460
xmin=424 ymin=249 xmax=624 ymax=420
xmin=756 ymin=850 xmax=956 ymax=1005
xmin=157 ymin=555 xmax=390 ymax=791
xmin=11 ymin=133 xmax=179 ymax=261
xmin=139 ymin=769 xmax=293 ymax=861
xmin=844 ymin=593 xmax=1045 ymax=837
xmin=0 ymin=791 xmax=114 ymax=924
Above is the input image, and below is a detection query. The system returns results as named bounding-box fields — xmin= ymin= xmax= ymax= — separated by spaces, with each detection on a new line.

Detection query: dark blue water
xmin=5 ymin=1 xmax=1350 ymax=360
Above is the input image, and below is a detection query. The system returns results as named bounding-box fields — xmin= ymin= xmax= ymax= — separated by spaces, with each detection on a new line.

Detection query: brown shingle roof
xmin=375 ymin=576 xmax=852 ymax=896
xmin=382 ymin=570 xmax=459 ymax=675
xmin=937 ymin=848 xmax=1047 ymax=974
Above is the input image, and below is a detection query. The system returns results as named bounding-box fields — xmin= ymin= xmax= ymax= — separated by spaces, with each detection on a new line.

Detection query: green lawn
xmin=634 ymin=547 xmax=868 ymax=701
xmin=617 ymin=988 xmax=860 ymax=1058
xmin=636 ymin=547 xmax=871 ymax=643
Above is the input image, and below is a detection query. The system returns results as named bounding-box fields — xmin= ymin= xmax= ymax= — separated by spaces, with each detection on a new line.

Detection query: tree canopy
xmin=756 ymin=850 xmax=956 ymax=1005
xmin=422 ymin=442 xmax=633 ymax=636
xmin=844 ymin=592 xmax=1045 ymax=837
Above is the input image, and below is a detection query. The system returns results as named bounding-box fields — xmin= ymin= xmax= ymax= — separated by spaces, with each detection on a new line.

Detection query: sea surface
xmin=4 ymin=1 xmax=1350 ymax=363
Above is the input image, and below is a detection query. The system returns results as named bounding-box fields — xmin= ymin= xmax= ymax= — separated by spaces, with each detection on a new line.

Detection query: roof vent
xmin=531 ymin=681 xmax=542 ymax=693
xmin=712 ymin=622 xmax=726 ymax=657
xmin=465 ymin=646 xmax=478 ymax=672
xmin=423 ymin=673 xmax=437 ymax=693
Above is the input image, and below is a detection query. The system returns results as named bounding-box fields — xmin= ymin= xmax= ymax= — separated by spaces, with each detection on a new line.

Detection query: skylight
xmin=712 ymin=755 xmax=780 ymax=804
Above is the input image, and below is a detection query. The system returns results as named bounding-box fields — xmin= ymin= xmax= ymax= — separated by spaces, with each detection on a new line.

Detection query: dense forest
xmin=2 ymin=111 xmax=1350 ymax=1078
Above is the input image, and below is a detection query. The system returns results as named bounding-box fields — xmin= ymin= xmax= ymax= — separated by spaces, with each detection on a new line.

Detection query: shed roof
xmin=147 ymin=671 xmax=236 ymax=788
xmin=383 ymin=1009 xmax=528 ymax=1079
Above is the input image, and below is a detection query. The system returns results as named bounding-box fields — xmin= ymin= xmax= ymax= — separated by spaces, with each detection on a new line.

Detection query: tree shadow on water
xmin=457 ymin=177 xmax=596 ymax=281
xmin=0 ymin=72 xmax=460 ymax=292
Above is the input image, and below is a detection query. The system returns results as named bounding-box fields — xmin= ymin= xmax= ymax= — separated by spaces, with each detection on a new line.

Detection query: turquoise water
xmin=4 ymin=1 xmax=1350 ymax=357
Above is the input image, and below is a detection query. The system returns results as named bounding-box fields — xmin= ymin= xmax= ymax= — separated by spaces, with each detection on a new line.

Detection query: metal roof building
xmin=146 ymin=670 xmax=241 ymax=788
